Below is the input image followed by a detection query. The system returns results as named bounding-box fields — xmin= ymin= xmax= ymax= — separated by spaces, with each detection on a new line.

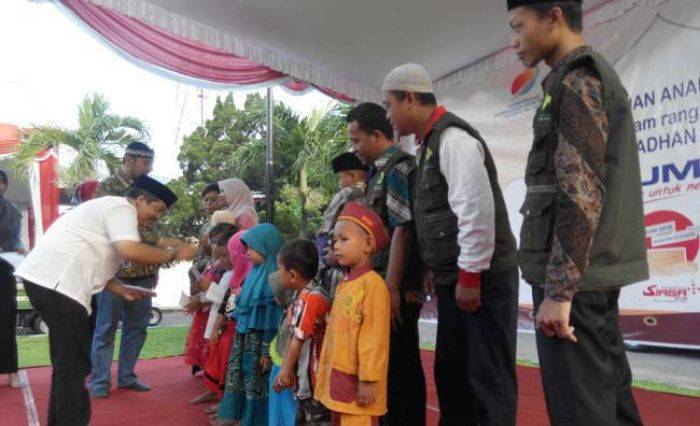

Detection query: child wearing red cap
xmin=314 ymin=202 xmax=390 ymax=426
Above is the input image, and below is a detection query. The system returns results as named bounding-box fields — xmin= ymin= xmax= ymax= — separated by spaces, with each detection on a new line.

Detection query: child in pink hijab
xmin=197 ymin=230 xmax=253 ymax=408
xmin=218 ymin=178 xmax=259 ymax=230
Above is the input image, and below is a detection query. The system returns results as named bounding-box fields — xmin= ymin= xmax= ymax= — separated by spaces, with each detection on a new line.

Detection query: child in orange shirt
xmin=315 ymin=202 xmax=391 ymax=426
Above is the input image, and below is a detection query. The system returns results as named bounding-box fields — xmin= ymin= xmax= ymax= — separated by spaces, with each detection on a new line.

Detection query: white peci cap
xmin=381 ymin=63 xmax=434 ymax=94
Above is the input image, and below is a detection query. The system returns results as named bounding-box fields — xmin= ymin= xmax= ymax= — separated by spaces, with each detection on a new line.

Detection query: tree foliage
xmin=11 ymin=94 xmax=148 ymax=187
xmin=165 ymin=92 xmax=350 ymax=240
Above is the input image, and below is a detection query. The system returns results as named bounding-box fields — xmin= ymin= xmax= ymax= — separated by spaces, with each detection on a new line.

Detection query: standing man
xmin=382 ymin=63 xmax=519 ymax=426
xmin=507 ymin=1 xmax=648 ymax=425
xmin=346 ymin=103 xmax=426 ymax=426
xmin=89 ymin=141 xmax=163 ymax=397
xmin=16 ymin=176 xmax=196 ymax=426
xmin=0 ymin=170 xmax=24 ymax=388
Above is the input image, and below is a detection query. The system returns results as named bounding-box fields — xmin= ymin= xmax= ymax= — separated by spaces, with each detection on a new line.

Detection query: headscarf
xmin=218 ymin=178 xmax=259 ymax=228
xmin=227 ymin=230 xmax=252 ymax=292
xmin=235 ymin=223 xmax=283 ymax=334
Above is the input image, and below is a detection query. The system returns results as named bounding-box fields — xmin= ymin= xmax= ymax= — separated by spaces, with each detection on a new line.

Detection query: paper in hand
xmin=179 ymin=291 xmax=190 ymax=307
xmin=0 ymin=252 xmax=25 ymax=269
xmin=122 ymin=284 xmax=157 ymax=298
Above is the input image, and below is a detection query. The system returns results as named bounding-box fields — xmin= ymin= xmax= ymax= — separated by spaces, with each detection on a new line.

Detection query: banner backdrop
xmin=434 ymin=1 xmax=700 ymax=348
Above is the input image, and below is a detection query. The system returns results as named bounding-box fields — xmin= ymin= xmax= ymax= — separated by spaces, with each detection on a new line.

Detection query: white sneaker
xmin=9 ymin=373 xmax=22 ymax=388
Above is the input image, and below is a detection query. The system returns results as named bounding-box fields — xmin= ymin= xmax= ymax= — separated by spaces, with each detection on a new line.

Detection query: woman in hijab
xmin=0 ymin=170 xmax=24 ymax=388
xmin=218 ymin=178 xmax=259 ymax=230
xmin=216 ymin=224 xmax=283 ymax=426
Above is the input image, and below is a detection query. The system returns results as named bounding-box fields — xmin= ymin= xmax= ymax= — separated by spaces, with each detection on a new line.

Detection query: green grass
xmin=631 ymin=380 xmax=700 ymax=398
xmin=17 ymin=325 xmax=189 ymax=369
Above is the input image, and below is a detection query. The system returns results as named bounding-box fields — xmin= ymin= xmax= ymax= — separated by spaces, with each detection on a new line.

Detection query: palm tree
xmin=286 ymin=103 xmax=349 ymax=236
xmin=11 ymin=93 xmax=149 ymax=187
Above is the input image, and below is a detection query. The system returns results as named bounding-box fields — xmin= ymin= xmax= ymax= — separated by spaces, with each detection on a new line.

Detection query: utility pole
xmin=198 ymin=88 xmax=204 ymax=127
xmin=265 ymin=87 xmax=275 ymax=223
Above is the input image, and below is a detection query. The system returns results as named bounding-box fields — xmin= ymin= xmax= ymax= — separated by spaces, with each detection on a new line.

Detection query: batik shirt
xmin=545 ymin=61 xmax=609 ymax=301
xmin=369 ymin=146 xmax=414 ymax=229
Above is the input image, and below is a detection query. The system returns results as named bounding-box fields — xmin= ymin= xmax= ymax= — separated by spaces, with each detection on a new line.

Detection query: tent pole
xmin=265 ymin=86 xmax=275 ymax=223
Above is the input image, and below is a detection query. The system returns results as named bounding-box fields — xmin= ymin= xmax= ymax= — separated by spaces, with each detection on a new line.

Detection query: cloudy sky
xmin=0 ymin=0 xmax=335 ymax=180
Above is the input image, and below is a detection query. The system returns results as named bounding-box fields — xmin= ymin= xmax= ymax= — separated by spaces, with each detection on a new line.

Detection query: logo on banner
xmin=642 ymin=283 xmax=698 ymax=302
xmin=495 ymin=67 xmax=543 ymax=119
xmin=645 ymin=210 xmax=699 ymax=277
xmin=511 ymin=67 xmax=539 ymax=97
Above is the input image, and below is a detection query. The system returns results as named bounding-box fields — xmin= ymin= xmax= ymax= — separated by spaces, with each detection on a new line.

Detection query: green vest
xmin=519 ymin=47 xmax=649 ymax=288
xmin=413 ymin=112 xmax=518 ymax=285
xmin=366 ymin=148 xmax=423 ymax=291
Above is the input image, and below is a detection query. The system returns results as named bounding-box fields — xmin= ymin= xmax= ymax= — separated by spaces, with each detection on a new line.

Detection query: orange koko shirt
xmin=314 ymin=265 xmax=390 ymax=416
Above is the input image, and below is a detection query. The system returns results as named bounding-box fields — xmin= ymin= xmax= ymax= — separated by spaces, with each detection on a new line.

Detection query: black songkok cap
xmin=125 ymin=142 xmax=155 ymax=159
xmin=507 ymin=0 xmax=582 ymax=11
xmin=131 ymin=176 xmax=178 ymax=208
xmin=332 ymin=152 xmax=367 ymax=173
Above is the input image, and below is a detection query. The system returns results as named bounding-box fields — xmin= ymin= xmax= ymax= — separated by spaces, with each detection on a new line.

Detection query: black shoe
xmin=119 ymin=380 xmax=151 ymax=392
xmin=90 ymin=389 xmax=109 ymax=399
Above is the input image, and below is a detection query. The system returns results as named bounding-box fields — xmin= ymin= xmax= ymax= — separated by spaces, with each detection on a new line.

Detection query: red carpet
xmin=1 ymin=352 xmax=698 ymax=425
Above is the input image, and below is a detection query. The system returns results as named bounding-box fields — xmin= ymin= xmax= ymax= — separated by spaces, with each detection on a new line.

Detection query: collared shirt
xmin=543 ymin=52 xmax=608 ymax=301
xmin=15 ymin=197 xmax=140 ymax=314
xmin=370 ymin=146 xmax=414 ymax=229
xmin=97 ymin=169 xmax=162 ymax=279
xmin=418 ymin=107 xmax=496 ymax=273
xmin=315 ymin=267 xmax=389 ymax=416
xmin=417 ymin=106 xmax=447 ymax=145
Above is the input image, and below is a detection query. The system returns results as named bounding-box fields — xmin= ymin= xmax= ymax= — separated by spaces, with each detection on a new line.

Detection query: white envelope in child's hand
xmin=203 ymin=302 xmax=221 ymax=340
xmin=179 ymin=291 xmax=190 ymax=307
xmin=204 ymin=281 xmax=226 ymax=304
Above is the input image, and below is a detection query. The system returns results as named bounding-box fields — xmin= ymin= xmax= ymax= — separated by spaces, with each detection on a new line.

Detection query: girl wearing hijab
xmin=218 ymin=178 xmax=259 ymax=230
xmin=216 ymin=224 xmax=283 ymax=426
xmin=0 ymin=170 xmax=24 ymax=388
xmin=196 ymin=229 xmax=253 ymax=410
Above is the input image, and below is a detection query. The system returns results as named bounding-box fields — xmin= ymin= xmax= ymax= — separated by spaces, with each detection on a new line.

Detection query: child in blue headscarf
xmin=217 ymin=224 xmax=283 ymax=426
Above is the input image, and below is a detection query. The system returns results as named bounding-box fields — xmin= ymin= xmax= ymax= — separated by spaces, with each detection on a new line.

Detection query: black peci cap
xmin=131 ymin=176 xmax=178 ymax=208
xmin=507 ymin=0 xmax=581 ymax=11
xmin=332 ymin=152 xmax=367 ymax=173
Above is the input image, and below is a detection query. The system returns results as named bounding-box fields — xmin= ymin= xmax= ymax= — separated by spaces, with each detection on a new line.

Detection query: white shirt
xmin=16 ymin=196 xmax=140 ymax=314
xmin=438 ymin=128 xmax=496 ymax=272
